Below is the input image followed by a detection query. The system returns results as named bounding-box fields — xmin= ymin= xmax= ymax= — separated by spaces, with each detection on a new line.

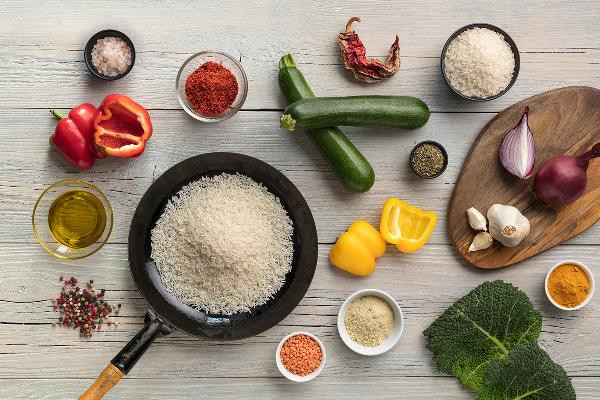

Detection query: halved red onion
xmin=500 ymin=106 xmax=535 ymax=179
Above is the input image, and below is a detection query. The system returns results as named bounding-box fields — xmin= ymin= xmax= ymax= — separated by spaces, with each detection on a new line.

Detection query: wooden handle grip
xmin=79 ymin=363 xmax=124 ymax=400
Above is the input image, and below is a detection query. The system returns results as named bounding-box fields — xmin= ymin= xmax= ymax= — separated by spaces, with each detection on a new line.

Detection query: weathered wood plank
xmin=0 ymin=1 xmax=598 ymax=111
xmin=0 ymin=242 xmax=597 ymax=381
xmin=1 ymin=110 xmax=599 ymax=245
xmin=1 ymin=377 xmax=599 ymax=400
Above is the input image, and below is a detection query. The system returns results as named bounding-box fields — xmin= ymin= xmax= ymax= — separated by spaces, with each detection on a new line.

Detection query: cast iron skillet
xmin=80 ymin=153 xmax=318 ymax=399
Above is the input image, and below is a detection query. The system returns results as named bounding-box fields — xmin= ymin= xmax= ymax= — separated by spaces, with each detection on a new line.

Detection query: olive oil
xmin=48 ymin=190 xmax=106 ymax=249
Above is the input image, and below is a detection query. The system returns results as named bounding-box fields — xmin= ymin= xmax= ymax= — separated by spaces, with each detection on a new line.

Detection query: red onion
xmin=499 ymin=107 xmax=536 ymax=179
xmin=533 ymin=142 xmax=600 ymax=206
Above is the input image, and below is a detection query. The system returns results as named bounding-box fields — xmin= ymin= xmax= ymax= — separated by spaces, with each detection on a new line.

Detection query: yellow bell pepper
xmin=379 ymin=198 xmax=437 ymax=253
xmin=329 ymin=220 xmax=386 ymax=276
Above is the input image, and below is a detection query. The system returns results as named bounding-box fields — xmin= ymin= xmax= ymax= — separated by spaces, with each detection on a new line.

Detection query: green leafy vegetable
xmin=423 ymin=280 xmax=542 ymax=390
xmin=477 ymin=342 xmax=575 ymax=400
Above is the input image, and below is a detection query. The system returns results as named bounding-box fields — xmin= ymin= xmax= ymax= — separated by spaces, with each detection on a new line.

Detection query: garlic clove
xmin=487 ymin=204 xmax=530 ymax=247
xmin=469 ymin=232 xmax=493 ymax=252
xmin=466 ymin=207 xmax=487 ymax=231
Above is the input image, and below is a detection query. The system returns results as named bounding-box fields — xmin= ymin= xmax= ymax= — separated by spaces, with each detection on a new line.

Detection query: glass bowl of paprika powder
xmin=176 ymin=51 xmax=248 ymax=122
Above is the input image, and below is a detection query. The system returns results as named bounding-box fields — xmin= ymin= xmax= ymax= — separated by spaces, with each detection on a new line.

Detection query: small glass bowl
xmin=176 ymin=51 xmax=248 ymax=122
xmin=32 ymin=179 xmax=113 ymax=260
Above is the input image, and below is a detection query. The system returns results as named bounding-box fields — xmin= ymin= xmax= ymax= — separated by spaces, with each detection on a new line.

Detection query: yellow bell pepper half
xmin=379 ymin=198 xmax=437 ymax=253
xmin=329 ymin=220 xmax=386 ymax=276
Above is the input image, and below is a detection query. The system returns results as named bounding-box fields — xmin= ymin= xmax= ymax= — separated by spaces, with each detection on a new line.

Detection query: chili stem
xmin=345 ymin=16 xmax=361 ymax=32
xmin=50 ymin=110 xmax=64 ymax=121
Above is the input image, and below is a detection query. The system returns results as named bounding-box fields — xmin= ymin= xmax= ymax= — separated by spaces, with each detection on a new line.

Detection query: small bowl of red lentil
xmin=176 ymin=51 xmax=248 ymax=122
xmin=276 ymin=332 xmax=326 ymax=382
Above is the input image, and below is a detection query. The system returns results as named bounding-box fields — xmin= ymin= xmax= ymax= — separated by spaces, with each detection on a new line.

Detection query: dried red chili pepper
xmin=338 ymin=16 xmax=400 ymax=83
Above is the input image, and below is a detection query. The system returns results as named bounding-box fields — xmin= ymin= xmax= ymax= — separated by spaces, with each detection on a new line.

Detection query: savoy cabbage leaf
xmin=476 ymin=342 xmax=575 ymax=400
xmin=423 ymin=280 xmax=542 ymax=390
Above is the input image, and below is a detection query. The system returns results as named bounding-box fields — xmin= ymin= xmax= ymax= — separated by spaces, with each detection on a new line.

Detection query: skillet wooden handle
xmin=78 ymin=363 xmax=124 ymax=400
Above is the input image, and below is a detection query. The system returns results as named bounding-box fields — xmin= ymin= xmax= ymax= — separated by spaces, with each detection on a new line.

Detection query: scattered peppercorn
xmin=411 ymin=143 xmax=446 ymax=177
xmin=280 ymin=334 xmax=323 ymax=376
xmin=184 ymin=61 xmax=239 ymax=116
xmin=52 ymin=277 xmax=116 ymax=337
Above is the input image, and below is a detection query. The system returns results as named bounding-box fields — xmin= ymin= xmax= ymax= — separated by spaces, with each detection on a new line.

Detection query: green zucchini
xmin=278 ymin=54 xmax=375 ymax=193
xmin=280 ymin=96 xmax=430 ymax=131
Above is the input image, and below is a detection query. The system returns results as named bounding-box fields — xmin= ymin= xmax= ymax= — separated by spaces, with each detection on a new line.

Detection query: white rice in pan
xmin=151 ymin=173 xmax=294 ymax=314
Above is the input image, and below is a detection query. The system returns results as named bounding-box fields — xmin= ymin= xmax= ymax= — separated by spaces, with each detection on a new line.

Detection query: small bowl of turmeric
xmin=545 ymin=260 xmax=595 ymax=311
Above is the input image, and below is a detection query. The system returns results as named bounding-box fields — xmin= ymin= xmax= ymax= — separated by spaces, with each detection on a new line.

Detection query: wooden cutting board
xmin=448 ymin=86 xmax=600 ymax=269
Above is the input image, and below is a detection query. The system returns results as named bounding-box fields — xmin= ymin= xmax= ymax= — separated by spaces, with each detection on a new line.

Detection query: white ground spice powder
xmin=151 ymin=173 xmax=294 ymax=315
xmin=344 ymin=295 xmax=395 ymax=347
xmin=443 ymin=27 xmax=515 ymax=98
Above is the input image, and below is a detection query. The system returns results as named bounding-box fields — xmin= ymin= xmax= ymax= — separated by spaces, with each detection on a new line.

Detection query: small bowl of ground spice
xmin=338 ymin=289 xmax=404 ymax=356
xmin=84 ymin=30 xmax=135 ymax=80
xmin=276 ymin=332 xmax=326 ymax=382
xmin=441 ymin=24 xmax=519 ymax=101
xmin=410 ymin=141 xmax=448 ymax=178
xmin=545 ymin=260 xmax=595 ymax=311
xmin=176 ymin=51 xmax=248 ymax=122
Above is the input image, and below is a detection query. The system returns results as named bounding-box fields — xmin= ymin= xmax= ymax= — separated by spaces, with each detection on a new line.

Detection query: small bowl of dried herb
xmin=337 ymin=289 xmax=404 ymax=356
xmin=410 ymin=141 xmax=448 ymax=179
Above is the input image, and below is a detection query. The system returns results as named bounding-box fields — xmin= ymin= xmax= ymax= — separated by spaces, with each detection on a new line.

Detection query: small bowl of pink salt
xmin=85 ymin=29 xmax=135 ymax=80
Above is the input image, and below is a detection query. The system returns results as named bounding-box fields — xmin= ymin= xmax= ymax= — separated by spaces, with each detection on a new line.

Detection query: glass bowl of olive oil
xmin=32 ymin=179 xmax=113 ymax=259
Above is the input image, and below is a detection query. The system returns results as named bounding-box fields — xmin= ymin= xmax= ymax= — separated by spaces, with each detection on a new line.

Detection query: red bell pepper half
xmin=49 ymin=104 xmax=97 ymax=170
xmin=93 ymin=94 xmax=153 ymax=158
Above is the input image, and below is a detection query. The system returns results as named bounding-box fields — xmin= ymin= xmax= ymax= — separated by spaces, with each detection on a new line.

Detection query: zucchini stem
xmin=280 ymin=114 xmax=297 ymax=131
xmin=278 ymin=54 xmax=297 ymax=70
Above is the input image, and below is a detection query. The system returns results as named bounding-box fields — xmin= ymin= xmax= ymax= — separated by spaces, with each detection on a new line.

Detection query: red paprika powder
xmin=185 ymin=61 xmax=239 ymax=116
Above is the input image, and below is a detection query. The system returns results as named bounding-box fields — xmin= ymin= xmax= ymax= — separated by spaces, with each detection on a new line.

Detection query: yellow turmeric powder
xmin=547 ymin=264 xmax=590 ymax=308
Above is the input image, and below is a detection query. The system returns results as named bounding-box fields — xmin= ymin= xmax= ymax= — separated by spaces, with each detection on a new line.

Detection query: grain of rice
xmin=151 ymin=173 xmax=294 ymax=315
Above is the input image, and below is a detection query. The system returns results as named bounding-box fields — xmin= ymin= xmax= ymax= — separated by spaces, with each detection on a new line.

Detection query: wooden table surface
xmin=1 ymin=1 xmax=598 ymax=398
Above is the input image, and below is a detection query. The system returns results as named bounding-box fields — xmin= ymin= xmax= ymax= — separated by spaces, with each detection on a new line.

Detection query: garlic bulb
xmin=469 ymin=232 xmax=493 ymax=252
xmin=487 ymin=204 xmax=530 ymax=247
xmin=466 ymin=207 xmax=487 ymax=231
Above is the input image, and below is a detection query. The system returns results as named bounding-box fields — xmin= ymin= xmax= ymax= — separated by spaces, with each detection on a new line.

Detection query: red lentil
xmin=184 ymin=61 xmax=238 ymax=116
xmin=280 ymin=334 xmax=322 ymax=376
xmin=52 ymin=277 xmax=119 ymax=337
